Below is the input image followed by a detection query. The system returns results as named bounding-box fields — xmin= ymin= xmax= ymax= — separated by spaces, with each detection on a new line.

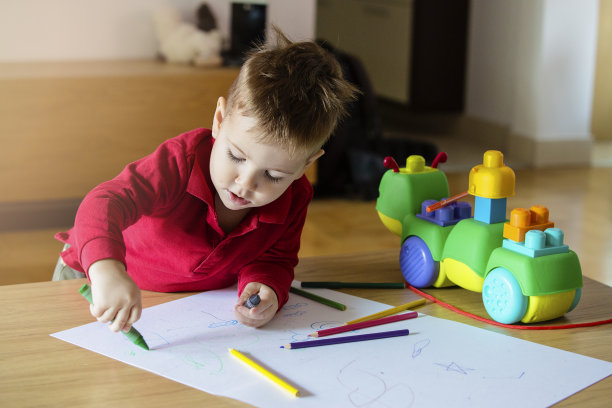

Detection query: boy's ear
xmin=303 ymin=149 xmax=325 ymax=171
xmin=297 ymin=149 xmax=324 ymax=179
xmin=211 ymin=97 xmax=226 ymax=139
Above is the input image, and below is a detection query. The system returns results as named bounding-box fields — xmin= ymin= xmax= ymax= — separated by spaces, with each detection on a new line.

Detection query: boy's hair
xmin=225 ymin=28 xmax=359 ymax=156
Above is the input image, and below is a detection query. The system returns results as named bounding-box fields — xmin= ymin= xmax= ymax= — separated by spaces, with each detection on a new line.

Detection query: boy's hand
xmin=235 ymin=282 xmax=279 ymax=328
xmin=88 ymin=259 xmax=142 ymax=333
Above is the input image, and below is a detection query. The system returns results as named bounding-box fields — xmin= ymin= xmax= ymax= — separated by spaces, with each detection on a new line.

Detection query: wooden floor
xmin=1 ymin=166 xmax=610 ymax=287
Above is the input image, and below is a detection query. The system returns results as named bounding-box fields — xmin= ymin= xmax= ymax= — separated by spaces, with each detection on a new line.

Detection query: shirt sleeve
xmin=72 ymin=131 xmax=202 ymax=275
xmin=236 ymin=177 xmax=312 ymax=309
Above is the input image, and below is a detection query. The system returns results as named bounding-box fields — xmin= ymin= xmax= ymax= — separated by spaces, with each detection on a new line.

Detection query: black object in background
xmin=223 ymin=2 xmax=267 ymax=66
xmin=409 ymin=0 xmax=469 ymax=112
xmin=314 ymin=42 xmax=438 ymax=201
xmin=197 ymin=3 xmax=217 ymax=32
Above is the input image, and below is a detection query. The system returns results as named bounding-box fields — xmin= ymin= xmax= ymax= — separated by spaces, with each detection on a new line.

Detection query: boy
xmin=54 ymin=30 xmax=357 ymax=331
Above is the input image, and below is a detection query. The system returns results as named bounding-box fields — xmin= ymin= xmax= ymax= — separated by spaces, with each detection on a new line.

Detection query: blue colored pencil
xmin=281 ymin=329 xmax=410 ymax=349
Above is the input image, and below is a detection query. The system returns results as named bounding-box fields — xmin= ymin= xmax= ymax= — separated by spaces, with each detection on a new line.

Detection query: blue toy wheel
xmin=399 ymin=236 xmax=439 ymax=288
xmin=482 ymin=267 xmax=528 ymax=324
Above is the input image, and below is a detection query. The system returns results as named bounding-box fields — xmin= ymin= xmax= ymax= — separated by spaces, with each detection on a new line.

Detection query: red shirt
xmin=56 ymin=128 xmax=312 ymax=308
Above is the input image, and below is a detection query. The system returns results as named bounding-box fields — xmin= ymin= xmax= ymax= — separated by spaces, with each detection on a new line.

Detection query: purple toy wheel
xmin=399 ymin=236 xmax=439 ymax=288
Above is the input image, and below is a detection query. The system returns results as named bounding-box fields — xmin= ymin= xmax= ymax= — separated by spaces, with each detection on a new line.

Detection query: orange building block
xmin=503 ymin=205 xmax=555 ymax=242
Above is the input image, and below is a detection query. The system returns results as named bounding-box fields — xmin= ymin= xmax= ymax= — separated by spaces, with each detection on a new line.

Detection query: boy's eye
xmin=227 ymin=148 xmax=282 ymax=183
xmin=265 ymin=171 xmax=282 ymax=183
xmin=227 ymin=149 xmax=244 ymax=163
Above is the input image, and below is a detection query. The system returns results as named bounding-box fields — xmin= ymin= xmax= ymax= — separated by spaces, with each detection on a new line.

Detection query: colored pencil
xmin=301 ymin=281 xmax=406 ymax=289
xmin=289 ymin=286 xmax=346 ymax=311
xmin=309 ymin=311 xmax=418 ymax=337
xmin=228 ymin=348 xmax=300 ymax=397
xmin=282 ymin=329 xmax=410 ymax=349
xmin=426 ymin=190 xmax=470 ymax=213
xmin=345 ymin=298 xmax=426 ymax=325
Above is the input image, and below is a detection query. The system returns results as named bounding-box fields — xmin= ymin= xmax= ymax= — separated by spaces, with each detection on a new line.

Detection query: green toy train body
xmin=376 ymin=152 xmax=582 ymax=324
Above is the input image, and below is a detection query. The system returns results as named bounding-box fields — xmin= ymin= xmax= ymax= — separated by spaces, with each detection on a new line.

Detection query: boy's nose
xmin=236 ymin=171 xmax=257 ymax=192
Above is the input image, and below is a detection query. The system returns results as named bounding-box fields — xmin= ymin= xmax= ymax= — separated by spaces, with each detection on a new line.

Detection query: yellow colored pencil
xmin=228 ymin=348 xmax=300 ymax=397
xmin=345 ymin=298 xmax=426 ymax=325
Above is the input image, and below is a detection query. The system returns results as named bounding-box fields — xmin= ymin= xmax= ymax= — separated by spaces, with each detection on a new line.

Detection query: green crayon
xmin=78 ymin=284 xmax=149 ymax=351
xmin=289 ymin=286 xmax=347 ymax=311
xmin=301 ymin=281 xmax=406 ymax=289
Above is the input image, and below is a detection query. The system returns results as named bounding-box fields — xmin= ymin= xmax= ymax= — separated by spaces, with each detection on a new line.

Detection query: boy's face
xmin=210 ymin=98 xmax=322 ymax=211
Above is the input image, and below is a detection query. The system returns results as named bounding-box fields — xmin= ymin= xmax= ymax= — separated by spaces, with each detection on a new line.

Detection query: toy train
xmin=376 ymin=150 xmax=582 ymax=324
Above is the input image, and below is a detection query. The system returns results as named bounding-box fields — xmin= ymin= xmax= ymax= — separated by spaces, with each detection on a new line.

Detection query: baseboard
xmin=0 ymin=198 xmax=80 ymax=232
xmin=507 ymin=134 xmax=592 ymax=167
xmin=452 ymin=115 xmax=509 ymax=150
xmin=454 ymin=116 xmax=592 ymax=167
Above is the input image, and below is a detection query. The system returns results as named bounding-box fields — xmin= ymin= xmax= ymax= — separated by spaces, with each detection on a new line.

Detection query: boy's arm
xmin=73 ymin=133 xmax=199 ymax=275
xmin=71 ymin=132 xmax=202 ymax=332
xmin=236 ymin=180 xmax=312 ymax=311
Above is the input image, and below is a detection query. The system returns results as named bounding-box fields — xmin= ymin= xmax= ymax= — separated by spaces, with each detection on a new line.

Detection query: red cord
xmin=407 ymin=284 xmax=612 ymax=330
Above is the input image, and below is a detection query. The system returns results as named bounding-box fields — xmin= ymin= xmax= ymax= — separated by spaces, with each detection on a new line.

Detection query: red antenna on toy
xmin=383 ymin=156 xmax=400 ymax=173
xmin=431 ymin=152 xmax=448 ymax=169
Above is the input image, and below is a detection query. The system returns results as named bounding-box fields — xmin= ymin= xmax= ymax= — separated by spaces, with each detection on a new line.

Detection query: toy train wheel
xmin=569 ymin=288 xmax=582 ymax=312
xmin=482 ymin=267 xmax=528 ymax=324
xmin=399 ymin=236 xmax=439 ymax=288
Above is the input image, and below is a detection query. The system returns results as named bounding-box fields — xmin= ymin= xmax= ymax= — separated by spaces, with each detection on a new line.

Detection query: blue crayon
xmin=244 ymin=294 xmax=261 ymax=309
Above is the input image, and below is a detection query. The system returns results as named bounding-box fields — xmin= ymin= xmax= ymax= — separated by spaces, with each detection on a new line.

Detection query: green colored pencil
xmin=289 ymin=286 xmax=346 ymax=311
xmin=78 ymin=284 xmax=150 ymax=350
xmin=301 ymin=281 xmax=406 ymax=289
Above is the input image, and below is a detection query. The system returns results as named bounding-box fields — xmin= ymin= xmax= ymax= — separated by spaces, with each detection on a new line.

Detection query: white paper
xmin=52 ymin=283 xmax=612 ymax=407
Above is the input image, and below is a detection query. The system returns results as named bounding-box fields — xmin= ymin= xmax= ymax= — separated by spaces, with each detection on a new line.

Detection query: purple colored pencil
xmin=309 ymin=311 xmax=418 ymax=338
xmin=281 ymin=329 xmax=410 ymax=349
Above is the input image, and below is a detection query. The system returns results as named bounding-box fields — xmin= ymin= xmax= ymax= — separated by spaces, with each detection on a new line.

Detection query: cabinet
xmin=0 ymin=61 xmax=239 ymax=204
xmin=316 ymin=0 xmax=469 ymax=111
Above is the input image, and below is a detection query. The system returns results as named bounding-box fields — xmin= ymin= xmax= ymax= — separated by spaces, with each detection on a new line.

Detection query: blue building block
xmin=502 ymin=228 xmax=569 ymax=258
xmin=416 ymin=199 xmax=472 ymax=227
xmin=474 ymin=196 xmax=507 ymax=224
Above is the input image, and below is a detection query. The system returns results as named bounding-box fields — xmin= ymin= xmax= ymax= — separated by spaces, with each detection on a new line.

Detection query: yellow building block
xmin=468 ymin=150 xmax=515 ymax=199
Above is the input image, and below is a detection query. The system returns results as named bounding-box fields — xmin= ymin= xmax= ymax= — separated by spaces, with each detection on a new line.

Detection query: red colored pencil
xmin=309 ymin=311 xmax=418 ymax=338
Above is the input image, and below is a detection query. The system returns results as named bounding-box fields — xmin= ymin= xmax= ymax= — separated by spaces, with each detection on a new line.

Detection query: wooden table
xmin=2 ymin=250 xmax=611 ymax=407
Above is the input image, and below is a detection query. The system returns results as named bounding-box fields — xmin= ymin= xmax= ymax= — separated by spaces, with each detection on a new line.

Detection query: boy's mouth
xmin=226 ymin=189 xmax=251 ymax=206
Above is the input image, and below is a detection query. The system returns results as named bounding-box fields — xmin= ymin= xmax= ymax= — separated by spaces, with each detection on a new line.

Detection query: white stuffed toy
xmin=153 ymin=5 xmax=223 ymax=66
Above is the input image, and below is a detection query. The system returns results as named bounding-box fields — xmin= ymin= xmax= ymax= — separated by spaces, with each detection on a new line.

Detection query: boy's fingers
xmin=110 ymin=308 xmax=131 ymax=332
xmin=235 ymin=295 xmax=249 ymax=307
xmin=234 ymin=304 xmax=250 ymax=316
xmin=253 ymin=301 xmax=273 ymax=314
xmin=89 ymin=303 xmax=98 ymax=318
xmin=102 ymin=307 xmax=119 ymax=323
xmin=90 ymin=303 xmax=107 ymax=319
xmin=125 ymin=305 xmax=141 ymax=331
xmin=242 ymin=304 xmax=267 ymax=318
xmin=235 ymin=303 xmax=276 ymax=327
xmin=240 ymin=311 xmax=274 ymax=328
xmin=95 ymin=306 xmax=116 ymax=324
xmin=237 ymin=289 xmax=259 ymax=306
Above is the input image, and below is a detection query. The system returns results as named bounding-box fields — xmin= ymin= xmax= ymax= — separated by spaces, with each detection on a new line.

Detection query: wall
xmin=465 ymin=0 xmax=600 ymax=166
xmin=592 ymin=0 xmax=612 ymax=141
xmin=0 ymin=0 xmax=316 ymax=62
xmin=465 ymin=0 xmax=519 ymax=126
